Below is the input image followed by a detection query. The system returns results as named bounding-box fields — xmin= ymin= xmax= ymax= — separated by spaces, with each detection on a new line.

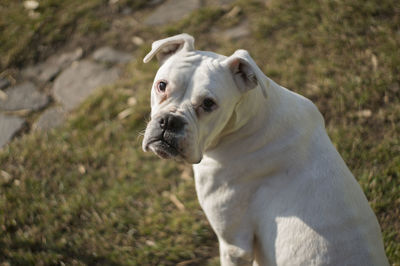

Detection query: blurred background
xmin=0 ymin=0 xmax=399 ymax=264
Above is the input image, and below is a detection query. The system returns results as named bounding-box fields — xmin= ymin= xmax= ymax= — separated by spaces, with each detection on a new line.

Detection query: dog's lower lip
xmin=148 ymin=139 xmax=180 ymax=158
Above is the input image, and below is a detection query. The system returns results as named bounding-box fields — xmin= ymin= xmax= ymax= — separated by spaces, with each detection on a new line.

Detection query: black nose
xmin=158 ymin=114 xmax=186 ymax=133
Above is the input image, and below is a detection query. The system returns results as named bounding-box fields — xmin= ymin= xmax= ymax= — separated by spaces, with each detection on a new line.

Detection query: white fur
xmin=142 ymin=34 xmax=389 ymax=266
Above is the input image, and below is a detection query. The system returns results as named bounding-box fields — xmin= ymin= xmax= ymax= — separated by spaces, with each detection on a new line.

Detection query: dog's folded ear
xmin=143 ymin=33 xmax=195 ymax=65
xmin=222 ymin=50 xmax=269 ymax=98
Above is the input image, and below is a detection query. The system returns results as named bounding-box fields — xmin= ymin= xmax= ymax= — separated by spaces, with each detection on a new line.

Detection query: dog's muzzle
xmin=143 ymin=114 xmax=187 ymax=159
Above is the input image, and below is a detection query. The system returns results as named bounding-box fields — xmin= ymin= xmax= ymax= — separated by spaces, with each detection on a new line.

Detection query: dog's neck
xmin=203 ymin=84 xmax=266 ymax=150
xmin=201 ymin=77 xmax=325 ymax=173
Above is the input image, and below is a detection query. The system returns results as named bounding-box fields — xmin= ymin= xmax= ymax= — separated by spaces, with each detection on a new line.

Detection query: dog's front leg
xmin=219 ymin=238 xmax=254 ymax=266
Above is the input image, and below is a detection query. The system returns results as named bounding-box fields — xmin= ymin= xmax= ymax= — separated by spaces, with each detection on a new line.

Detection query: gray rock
xmin=38 ymin=48 xmax=84 ymax=82
xmin=22 ymin=48 xmax=83 ymax=82
xmin=92 ymin=47 xmax=133 ymax=64
xmin=0 ymin=77 xmax=10 ymax=90
xmin=144 ymin=0 xmax=201 ymax=25
xmin=121 ymin=7 xmax=132 ymax=15
xmin=53 ymin=60 xmax=120 ymax=111
xmin=205 ymin=0 xmax=235 ymax=7
xmin=33 ymin=106 xmax=66 ymax=131
xmin=219 ymin=0 xmax=235 ymax=4
xmin=221 ymin=22 xmax=250 ymax=40
xmin=0 ymin=114 xmax=25 ymax=148
xmin=0 ymin=82 xmax=49 ymax=111
xmin=38 ymin=64 xmax=60 ymax=82
xmin=147 ymin=0 xmax=164 ymax=6
xmin=21 ymin=64 xmax=43 ymax=80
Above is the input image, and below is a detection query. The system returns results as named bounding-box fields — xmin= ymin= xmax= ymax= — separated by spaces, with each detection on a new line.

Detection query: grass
xmin=0 ymin=0 xmax=399 ymax=264
xmin=0 ymin=62 xmax=218 ymax=265
xmin=0 ymin=0 xmax=148 ymax=71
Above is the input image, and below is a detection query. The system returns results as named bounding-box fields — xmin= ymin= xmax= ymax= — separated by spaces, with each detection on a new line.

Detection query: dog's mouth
xmin=147 ymin=138 xmax=180 ymax=159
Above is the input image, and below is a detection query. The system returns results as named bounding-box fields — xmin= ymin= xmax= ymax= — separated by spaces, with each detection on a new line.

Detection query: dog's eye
xmin=157 ymin=81 xmax=167 ymax=93
xmin=201 ymin=98 xmax=216 ymax=112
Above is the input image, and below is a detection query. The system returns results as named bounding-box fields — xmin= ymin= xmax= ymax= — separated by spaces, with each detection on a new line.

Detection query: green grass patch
xmin=0 ymin=0 xmax=399 ymax=264
xmin=0 ymin=0 xmax=148 ymax=70
xmin=0 ymin=61 xmax=218 ymax=264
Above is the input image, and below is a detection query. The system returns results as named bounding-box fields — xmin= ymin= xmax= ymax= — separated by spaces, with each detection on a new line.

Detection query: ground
xmin=0 ymin=0 xmax=399 ymax=265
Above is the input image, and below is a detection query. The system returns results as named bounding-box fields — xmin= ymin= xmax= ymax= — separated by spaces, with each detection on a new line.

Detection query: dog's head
xmin=142 ymin=33 xmax=268 ymax=164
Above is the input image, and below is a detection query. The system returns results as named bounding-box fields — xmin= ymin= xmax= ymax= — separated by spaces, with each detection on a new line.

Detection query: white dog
xmin=142 ymin=34 xmax=388 ymax=266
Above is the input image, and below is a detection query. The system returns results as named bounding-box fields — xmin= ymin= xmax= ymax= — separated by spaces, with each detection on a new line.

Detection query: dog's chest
xmin=192 ymin=162 xmax=256 ymax=237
